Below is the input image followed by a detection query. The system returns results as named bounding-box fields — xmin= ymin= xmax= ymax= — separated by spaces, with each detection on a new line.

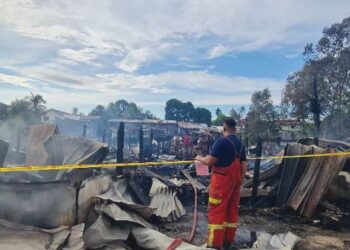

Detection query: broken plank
xmin=181 ymin=169 xmax=206 ymax=191
xmin=139 ymin=167 xmax=177 ymax=188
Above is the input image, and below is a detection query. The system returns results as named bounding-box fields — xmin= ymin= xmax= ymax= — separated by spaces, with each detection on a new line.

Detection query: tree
xmin=229 ymin=106 xmax=246 ymax=122
xmin=283 ymin=16 xmax=350 ymax=140
xmin=26 ymin=93 xmax=47 ymax=114
xmin=215 ymin=108 xmax=222 ymax=117
xmin=212 ymin=113 xmax=230 ymax=126
xmin=165 ymin=99 xmax=194 ymax=121
xmin=89 ymin=105 xmax=106 ymax=117
xmin=89 ymin=100 xmax=157 ymax=121
xmin=193 ymin=107 xmax=212 ymax=125
xmin=6 ymin=97 xmax=43 ymax=148
xmin=246 ymin=89 xmax=279 ymax=144
xmin=72 ymin=107 xmax=79 ymax=115
xmin=229 ymin=108 xmax=240 ymax=121
xmin=8 ymin=99 xmax=32 ymax=120
xmin=0 ymin=102 xmax=8 ymax=121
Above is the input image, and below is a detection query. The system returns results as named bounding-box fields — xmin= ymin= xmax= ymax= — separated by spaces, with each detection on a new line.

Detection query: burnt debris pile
xmin=0 ymin=123 xmax=349 ymax=249
xmin=0 ymin=124 xmax=209 ymax=250
xmin=242 ymin=138 xmax=350 ymax=229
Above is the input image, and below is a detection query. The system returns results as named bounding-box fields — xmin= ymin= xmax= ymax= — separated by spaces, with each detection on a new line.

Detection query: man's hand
xmin=195 ymin=155 xmax=204 ymax=162
xmin=195 ymin=155 xmax=218 ymax=167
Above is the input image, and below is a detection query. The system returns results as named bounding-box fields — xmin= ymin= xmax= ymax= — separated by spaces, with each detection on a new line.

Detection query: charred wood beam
xmin=150 ymin=129 xmax=154 ymax=159
xmin=117 ymin=122 xmax=124 ymax=163
xmin=181 ymin=169 xmax=206 ymax=191
xmin=139 ymin=167 xmax=177 ymax=188
xmin=0 ymin=139 xmax=9 ymax=167
xmin=139 ymin=125 xmax=144 ymax=162
xmin=127 ymin=173 xmax=150 ymax=205
xmin=252 ymin=138 xmax=262 ymax=199
xmin=83 ymin=124 xmax=87 ymax=138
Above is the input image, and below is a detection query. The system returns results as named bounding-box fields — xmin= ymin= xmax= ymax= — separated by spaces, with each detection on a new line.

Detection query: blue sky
xmin=1 ymin=0 xmax=350 ymax=119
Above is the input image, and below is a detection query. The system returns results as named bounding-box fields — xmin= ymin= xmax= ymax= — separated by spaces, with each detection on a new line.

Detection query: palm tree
xmin=27 ymin=93 xmax=47 ymax=113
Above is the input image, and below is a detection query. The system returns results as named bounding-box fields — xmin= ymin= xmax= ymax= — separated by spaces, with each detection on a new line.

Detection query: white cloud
xmin=59 ymin=48 xmax=99 ymax=64
xmin=285 ymin=53 xmax=300 ymax=59
xmin=1 ymin=0 xmax=349 ymax=69
xmin=0 ymin=73 xmax=34 ymax=88
xmin=208 ymin=45 xmax=231 ymax=58
xmin=95 ymin=70 xmax=284 ymax=105
xmin=118 ymin=48 xmax=152 ymax=72
xmin=0 ymin=67 xmax=284 ymax=119
xmin=1 ymin=0 xmax=350 ymax=117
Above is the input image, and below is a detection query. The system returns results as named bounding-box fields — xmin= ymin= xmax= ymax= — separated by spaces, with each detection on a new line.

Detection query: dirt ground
xmin=159 ymin=205 xmax=350 ymax=249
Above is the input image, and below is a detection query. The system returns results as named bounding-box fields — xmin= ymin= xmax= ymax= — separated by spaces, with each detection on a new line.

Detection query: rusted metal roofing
xmin=178 ymin=121 xmax=208 ymax=130
xmin=108 ymin=119 xmax=177 ymax=124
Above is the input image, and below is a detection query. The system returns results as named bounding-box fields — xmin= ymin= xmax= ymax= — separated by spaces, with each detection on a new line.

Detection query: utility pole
xmin=139 ymin=125 xmax=144 ymax=162
xmin=117 ymin=122 xmax=124 ymax=163
xmin=149 ymin=128 xmax=154 ymax=160
xmin=83 ymin=124 xmax=87 ymax=138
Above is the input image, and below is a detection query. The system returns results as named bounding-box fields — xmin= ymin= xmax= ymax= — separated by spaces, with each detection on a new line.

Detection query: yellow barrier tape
xmin=0 ymin=151 xmax=349 ymax=173
xmin=0 ymin=160 xmax=193 ymax=173
xmin=248 ymin=151 xmax=350 ymax=160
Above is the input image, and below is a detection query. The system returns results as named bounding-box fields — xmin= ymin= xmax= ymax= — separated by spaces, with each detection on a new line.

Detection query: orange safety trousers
xmin=207 ymin=159 xmax=241 ymax=249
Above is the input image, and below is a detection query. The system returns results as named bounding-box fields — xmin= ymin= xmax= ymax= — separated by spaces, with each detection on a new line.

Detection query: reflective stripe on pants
xmin=208 ymin=224 xmax=225 ymax=248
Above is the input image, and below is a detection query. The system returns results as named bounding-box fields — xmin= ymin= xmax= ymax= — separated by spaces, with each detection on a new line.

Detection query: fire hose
xmin=166 ymin=179 xmax=198 ymax=250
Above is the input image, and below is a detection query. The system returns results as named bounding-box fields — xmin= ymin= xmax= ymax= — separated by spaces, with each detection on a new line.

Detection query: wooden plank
xmin=301 ymin=149 xmax=347 ymax=217
xmin=139 ymin=167 xmax=177 ymax=188
xmin=275 ymin=143 xmax=313 ymax=207
xmin=286 ymin=146 xmax=324 ymax=211
xmin=181 ymin=169 xmax=206 ymax=191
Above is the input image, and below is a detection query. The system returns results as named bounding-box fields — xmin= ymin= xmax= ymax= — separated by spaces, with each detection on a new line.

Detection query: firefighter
xmin=195 ymin=118 xmax=247 ymax=250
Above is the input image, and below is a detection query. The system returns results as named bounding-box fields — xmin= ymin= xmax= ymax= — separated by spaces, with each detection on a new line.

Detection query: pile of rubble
xmin=243 ymin=138 xmax=350 ymax=228
xmin=0 ymin=124 xmax=349 ymax=249
xmin=0 ymin=125 xmax=208 ymax=250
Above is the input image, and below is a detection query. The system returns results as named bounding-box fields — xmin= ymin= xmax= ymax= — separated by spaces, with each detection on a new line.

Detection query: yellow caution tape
xmin=248 ymin=151 xmax=350 ymax=160
xmin=0 ymin=160 xmax=193 ymax=173
xmin=0 ymin=151 xmax=349 ymax=173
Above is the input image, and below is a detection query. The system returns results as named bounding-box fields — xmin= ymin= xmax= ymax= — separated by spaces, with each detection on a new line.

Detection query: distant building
xmin=232 ymin=118 xmax=301 ymax=143
xmin=43 ymin=109 xmax=100 ymax=140
xmin=42 ymin=109 xmax=71 ymax=123
xmin=108 ymin=119 xmax=178 ymax=141
xmin=178 ymin=121 xmax=208 ymax=135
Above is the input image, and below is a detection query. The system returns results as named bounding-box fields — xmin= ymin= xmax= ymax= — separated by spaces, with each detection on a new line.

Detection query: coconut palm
xmin=26 ymin=93 xmax=47 ymax=113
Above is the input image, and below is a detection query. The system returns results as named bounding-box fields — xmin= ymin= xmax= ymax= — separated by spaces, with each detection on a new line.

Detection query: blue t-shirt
xmin=210 ymin=135 xmax=247 ymax=167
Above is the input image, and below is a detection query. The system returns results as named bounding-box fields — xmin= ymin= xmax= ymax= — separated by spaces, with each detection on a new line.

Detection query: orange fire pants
xmin=207 ymin=159 xmax=241 ymax=249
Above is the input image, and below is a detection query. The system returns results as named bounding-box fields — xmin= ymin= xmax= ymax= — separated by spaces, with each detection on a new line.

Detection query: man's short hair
xmin=224 ymin=118 xmax=237 ymax=129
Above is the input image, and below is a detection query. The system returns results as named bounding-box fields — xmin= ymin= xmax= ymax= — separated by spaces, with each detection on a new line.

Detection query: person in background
xmin=196 ymin=118 xmax=248 ymax=250
xmin=183 ymin=132 xmax=191 ymax=158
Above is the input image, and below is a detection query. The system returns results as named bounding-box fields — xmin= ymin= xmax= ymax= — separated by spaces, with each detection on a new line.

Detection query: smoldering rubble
xmin=0 ymin=124 xmax=209 ymax=250
xmin=0 ymin=124 xmax=349 ymax=250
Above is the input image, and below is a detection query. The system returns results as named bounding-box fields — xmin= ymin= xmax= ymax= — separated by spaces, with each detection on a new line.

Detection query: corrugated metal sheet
xmin=0 ymin=181 xmax=77 ymax=228
xmin=0 ymin=219 xmax=70 ymax=250
xmin=178 ymin=121 xmax=208 ymax=130
xmin=25 ymin=124 xmax=59 ymax=166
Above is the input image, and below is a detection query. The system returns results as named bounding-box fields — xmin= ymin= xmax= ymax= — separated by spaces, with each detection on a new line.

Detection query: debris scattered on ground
xmin=244 ymin=231 xmax=299 ymax=250
xmin=0 ymin=123 xmax=349 ymax=249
